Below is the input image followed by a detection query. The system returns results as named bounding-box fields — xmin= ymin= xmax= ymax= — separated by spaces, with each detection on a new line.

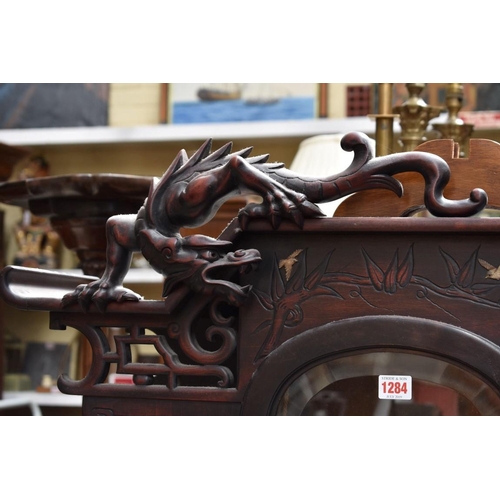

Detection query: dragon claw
xmin=61 ymin=287 xmax=81 ymax=309
xmin=290 ymin=209 xmax=304 ymax=229
xmin=270 ymin=212 xmax=282 ymax=230
xmin=301 ymin=200 xmax=325 ymax=217
xmin=62 ymin=283 xmax=97 ymax=311
xmin=238 ymin=194 xmax=320 ymax=229
xmin=62 ymin=280 xmax=142 ymax=312
xmin=78 ymin=295 xmax=93 ymax=312
xmin=92 ymin=286 xmax=142 ymax=312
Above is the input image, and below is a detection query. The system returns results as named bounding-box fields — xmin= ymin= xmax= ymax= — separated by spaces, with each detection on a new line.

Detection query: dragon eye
xmin=199 ymin=250 xmax=220 ymax=261
xmin=162 ymin=247 xmax=173 ymax=259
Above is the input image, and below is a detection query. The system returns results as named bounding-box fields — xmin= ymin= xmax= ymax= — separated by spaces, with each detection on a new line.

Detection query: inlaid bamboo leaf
xmin=305 ymin=251 xmax=334 ymax=290
xmin=286 ymin=250 xmax=307 ymax=293
xmin=457 ymin=247 xmax=480 ymax=288
xmin=251 ymin=319 xmax=273 ymax=336
xmin=397 ymin=244 xmax=414 ymax=287
xmin=439 ymin=247 xmax=460 ymax=283
xmin=271 ymin=255 xmax=285 ymax=301
xmin=361 ymin=248 xmax=384 ymax=291
xmin=383 ymin=252 xmax=399 ymax=294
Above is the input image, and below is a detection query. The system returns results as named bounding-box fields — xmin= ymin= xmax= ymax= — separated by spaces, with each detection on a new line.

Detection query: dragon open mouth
xmin=200 ymin=248 xmax=261 ymax=303
xmin=239 ymin=262 xmax=258 ymax=275
xmin=202 ymin=249 xmax=261 ymax=283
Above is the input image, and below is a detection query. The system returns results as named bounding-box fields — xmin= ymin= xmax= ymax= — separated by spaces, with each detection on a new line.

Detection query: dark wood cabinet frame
xmin=2 ymin=134 xmax=500 ymax=415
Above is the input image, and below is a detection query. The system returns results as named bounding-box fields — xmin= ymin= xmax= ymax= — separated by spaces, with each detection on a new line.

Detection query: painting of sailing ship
xmin=196 ymin=84 xmax=242 ymax=102
xmin=170 ymin=83 xmax=318 ymax=124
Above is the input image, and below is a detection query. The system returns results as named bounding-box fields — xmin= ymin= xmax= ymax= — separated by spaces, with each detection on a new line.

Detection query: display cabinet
xmin=2 ymin=131 xmax=500 ymax=415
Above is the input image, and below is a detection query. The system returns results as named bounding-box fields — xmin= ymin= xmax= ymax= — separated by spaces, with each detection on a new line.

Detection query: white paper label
xmin=378 ymin=375 xmax=412 ymax=400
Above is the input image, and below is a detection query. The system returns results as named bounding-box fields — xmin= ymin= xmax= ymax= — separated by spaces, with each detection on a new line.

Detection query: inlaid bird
xmin=279 ymin=249 xmax=303 ymax=280
xmin=478 ymin=259 xmax=500 ymax=280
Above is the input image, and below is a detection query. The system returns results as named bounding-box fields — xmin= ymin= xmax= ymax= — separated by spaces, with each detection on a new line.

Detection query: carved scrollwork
xmin=166 ymin=296 xmax=237 ymax=367
xmin=57 ymin=295 xmax=239 ymax=394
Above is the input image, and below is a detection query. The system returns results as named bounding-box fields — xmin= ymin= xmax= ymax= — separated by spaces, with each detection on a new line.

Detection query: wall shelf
xmin=3 ymin=390 xmax=82 ymax=408
xmin=0 ymin=118 xmax=378 ymax=147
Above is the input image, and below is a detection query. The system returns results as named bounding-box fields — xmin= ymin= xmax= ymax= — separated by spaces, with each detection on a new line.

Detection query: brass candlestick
xmin=432 ymin=83 xmax=474 ymax=157
xmin=369 ymin=83 xmax=398 ymax=157
xmin=393 ymin=83 xmax=443 ymax=151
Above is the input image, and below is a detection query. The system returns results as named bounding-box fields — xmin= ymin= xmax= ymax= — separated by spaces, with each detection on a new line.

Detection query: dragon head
xmin=138 ymin=229 xmax=261 ymax=306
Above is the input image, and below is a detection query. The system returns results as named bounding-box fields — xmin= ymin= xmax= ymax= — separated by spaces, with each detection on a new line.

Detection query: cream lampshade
xmin=289 ymin=134 xmax=376 ymax=216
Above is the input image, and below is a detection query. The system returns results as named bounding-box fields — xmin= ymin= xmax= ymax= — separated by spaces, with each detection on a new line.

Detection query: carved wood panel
xmin=234 ymin=219 xmax=500 ymax=392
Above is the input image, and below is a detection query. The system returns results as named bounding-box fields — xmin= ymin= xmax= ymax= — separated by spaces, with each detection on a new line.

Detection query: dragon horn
xmin=203 ymin=142 xmax=233 ymax=163
xmin=145 ymin=148 xmax=189 ymax=227
xmin=248 ymin=153 xmax=270 ymax=164
xmin=230 ymin=146 xmax=253 ymax=158
xmin=168 ymin=149 xmax=189 ymax=174
xmin=181 ymin=138 xmax=213 ymax=169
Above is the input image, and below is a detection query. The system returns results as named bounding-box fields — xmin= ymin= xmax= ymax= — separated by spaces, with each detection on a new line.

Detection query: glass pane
xmin=276 ymin=351 xmax=500 ymax=416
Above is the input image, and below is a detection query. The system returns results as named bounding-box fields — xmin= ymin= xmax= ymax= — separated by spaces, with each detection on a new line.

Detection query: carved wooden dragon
xmin=62 ymin=131 xmax=487 ymax=312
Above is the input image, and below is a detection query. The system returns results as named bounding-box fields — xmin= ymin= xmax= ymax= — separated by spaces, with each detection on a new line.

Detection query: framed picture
xmin=0 ymin=83 xmax=109 ymax=129
xmin=165 ymin=83 xmax=327 ymax=124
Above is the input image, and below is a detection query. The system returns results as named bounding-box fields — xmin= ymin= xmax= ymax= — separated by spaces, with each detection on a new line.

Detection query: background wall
xmin=108 ymin=83 xmax=162 ymax=126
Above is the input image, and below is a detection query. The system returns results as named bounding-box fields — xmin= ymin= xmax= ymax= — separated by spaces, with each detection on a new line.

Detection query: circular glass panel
xmin=275 ymin=351 xmax=500 ymax=416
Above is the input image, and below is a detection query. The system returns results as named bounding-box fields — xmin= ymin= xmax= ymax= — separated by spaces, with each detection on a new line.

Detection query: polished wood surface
xmin=4 ymin=215 xmax=500 ymax=415
xmin=335 ymin=138 xmax=500 ymax=217
xmin=2 ymin=135 xmax=500 ymax=415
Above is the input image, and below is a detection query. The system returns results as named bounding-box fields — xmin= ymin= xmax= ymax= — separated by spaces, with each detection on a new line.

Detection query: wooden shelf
xmin=3 ymin=390 xmax=82 ymax=407
xmin=0 ymin=118 xmax=378 ymax=147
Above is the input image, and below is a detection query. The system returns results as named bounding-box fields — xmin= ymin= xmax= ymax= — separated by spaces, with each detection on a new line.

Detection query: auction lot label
xmin=378 ymin=375 xmax=412 ymax=400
